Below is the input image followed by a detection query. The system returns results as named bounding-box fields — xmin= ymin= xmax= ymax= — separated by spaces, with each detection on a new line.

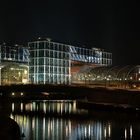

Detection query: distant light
xmin=108 ymin=123 xmax=111 ymax=137
xmin=12 ymin=92 xmax=15 ymax=96
xmin=24 ymin=70 xmax=28 ymax=74
xmin=21 ymin=92 xmax=23 ymax=96
xmin=22 ymin=79 xmax=28 ymax=84
xmin=97 ymin=75 xmax=100 ymax=78
xmin=133 ymin=84 xmax=136 ymax=88
xmin=139 ymin=69 xmax=140 ymax=74
xmin=15 ymin=44 xmax=18 ymax=47
xmin=12 ymin=103 xmax=15 ymax=112
xmin=125 ymin=128 xmax=127 ymax=139
xmin=130 ymin=77 xmax=133 ymax=80
xmin=130 ymin=125 xmax=132 ymax=139
xmin=104 ymin=127 xmax=107 ymax=138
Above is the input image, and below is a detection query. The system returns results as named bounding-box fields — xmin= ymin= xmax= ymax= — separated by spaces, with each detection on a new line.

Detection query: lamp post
xmin=0 ymin=65 xmax=4 ymax=85
xmin=0 ymin=67 xmax=1 ymax=85
xmin=84 ymin=74 xmax=87 ymax=86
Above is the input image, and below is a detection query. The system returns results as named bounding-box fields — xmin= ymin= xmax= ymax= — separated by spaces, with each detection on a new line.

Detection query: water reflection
xmin=10 ymin=100 xmax=140 ymax=140
xmin=11 ymin=100 xmax=84 ymax=115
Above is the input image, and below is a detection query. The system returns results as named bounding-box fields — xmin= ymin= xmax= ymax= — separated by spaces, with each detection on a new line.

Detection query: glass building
xmin=28 ymin=38 xmax=112 ymax=85
xmin=28 ymin=39 xmax=71 ymax=84
xmin=0 ymin=43 xmax=29 ymax=85
xmin=70 ymin=46 xmax=112 ymax=66
xmin=0 ymin=43 xmax=29 ymax=63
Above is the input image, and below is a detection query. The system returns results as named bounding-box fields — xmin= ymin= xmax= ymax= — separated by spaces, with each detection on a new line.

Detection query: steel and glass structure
xmin=28 ymin=38 xmax=112 ymax=85
xmin=0 ymin=43 xmax=29 ymax=63
xmin=74 ymin=65 xmax=140 ymax=89
xmin=70 ymin=46 xmax=112 ymax=66
xmin=0 ymin=43 xmax=29 ymax=85
xmin=28 ymin=39 xmax=71 ymax=84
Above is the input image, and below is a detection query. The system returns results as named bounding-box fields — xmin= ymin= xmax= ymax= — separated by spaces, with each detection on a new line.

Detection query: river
xmin=9 ymin=100 xmax=140 ymax=140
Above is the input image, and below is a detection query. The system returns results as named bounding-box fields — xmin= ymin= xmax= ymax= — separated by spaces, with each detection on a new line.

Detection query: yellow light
xmin=24 ymin=70 xmax=27 ymax=74
xmin=22 ymin=79 xmax=28 ymax=84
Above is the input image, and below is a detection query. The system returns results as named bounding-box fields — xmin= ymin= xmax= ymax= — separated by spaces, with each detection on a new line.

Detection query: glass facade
xmin=28 ymin=41 xmax=71 ymax=84
xmin=0 ymin=44 xmax=29 ymax=63
xmin=1 ymin=64 xmax=28 ymax=85
xmin=70 ymin=46 xmax=112 ymax=66
xmin=0 ymin=43 xmax=29 ymax=85
xmin=28 ymin=39 xmax=112 ymax=85
xmin=0 ymin=41 xmax=112 ymax=85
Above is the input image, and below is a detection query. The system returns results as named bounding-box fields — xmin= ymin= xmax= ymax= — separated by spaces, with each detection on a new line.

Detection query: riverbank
xmin=1 ymin=84 xmax=140 ymax=112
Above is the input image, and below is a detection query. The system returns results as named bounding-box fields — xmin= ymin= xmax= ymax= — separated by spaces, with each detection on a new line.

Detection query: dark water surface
xmin=10 ymin=100 xmax=140 ymax=140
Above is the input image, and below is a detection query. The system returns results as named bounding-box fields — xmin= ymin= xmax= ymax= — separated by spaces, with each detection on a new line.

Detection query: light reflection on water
xmin=10 ymin=100 xmax=140 ymax=140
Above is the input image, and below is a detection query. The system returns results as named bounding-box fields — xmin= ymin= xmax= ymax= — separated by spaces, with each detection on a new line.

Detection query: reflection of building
xmin=28 ymin=38 xmax=112 ymax=84
xmin=0 ymin=43 xmax=29 ymax=85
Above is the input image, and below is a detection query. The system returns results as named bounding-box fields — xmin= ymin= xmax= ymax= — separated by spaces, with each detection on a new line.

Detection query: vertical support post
xmin=0 ymin=67 xmax=1 ymax=85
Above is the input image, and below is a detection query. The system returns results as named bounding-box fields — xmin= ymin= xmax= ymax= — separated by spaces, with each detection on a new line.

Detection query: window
xmin=39 ymin=50 xmax=44 ymax=57
xmin=29 ymin=67 xmax=34 ymax=73
xmin=39 ymin=42 xmax=44 ymax=49
xmin=38 ymin=66 xmax=44 ymax=73
xmin=38 ymin=74 xmax=44 ymax=83
xmin=38 ymin=58 xmax=44 ymax=65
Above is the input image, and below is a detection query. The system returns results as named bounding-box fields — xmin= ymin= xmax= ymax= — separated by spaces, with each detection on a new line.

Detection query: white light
xmin=21 ymin=92 xmax=23 ymax=96
xmin=107 ymin=78 xmax=110 ymax=81
xmin=108 ymin=124 xmax=111 ymax=137
xmin=21 ymin=103 xmax=23 ymax=111
xmin=130 ymin=125 xmax=132 ymax=139
xmin=12 ymin=92 xmax=15 ymax=96
xmin=125 ymin=128 xmax=127 ymax=139
xmin=104 ymin=127 xmax=107 ymax=138
xmin=97 ymin=75 xmax=100 ymax=78
xmin=12 ymin=103 xmax=15 ymax=112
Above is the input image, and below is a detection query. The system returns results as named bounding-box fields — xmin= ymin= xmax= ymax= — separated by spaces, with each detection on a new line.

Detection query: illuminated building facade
xmin=0 ymin=43 xmax=29 ymax=85
xmin=28 ymin=38 xmax=112 ymax=84
xmin=28 ymin=39 xmax=71 ymax=84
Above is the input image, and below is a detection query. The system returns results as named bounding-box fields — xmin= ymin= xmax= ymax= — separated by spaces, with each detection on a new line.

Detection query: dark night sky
xmin=0 ymin=0 xmax=140 ymax=65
